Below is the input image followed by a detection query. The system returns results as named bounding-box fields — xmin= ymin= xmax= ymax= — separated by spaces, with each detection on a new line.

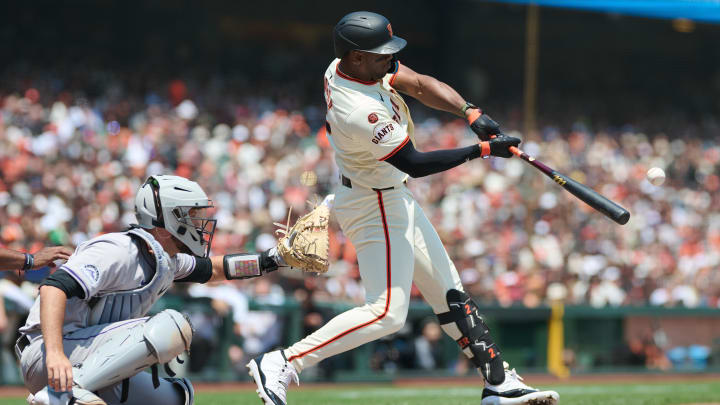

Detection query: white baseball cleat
xmin=481 ymin=362 xmax=559 ymax=405
xmin=247 ymin=350 xmax=299 ymax=405
xmin=29 ymin=386 xmax=106 ymax=405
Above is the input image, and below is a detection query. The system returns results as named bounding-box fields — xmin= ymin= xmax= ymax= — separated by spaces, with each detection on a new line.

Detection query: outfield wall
xmin=1 ymin=296 xmax=719 ymax=384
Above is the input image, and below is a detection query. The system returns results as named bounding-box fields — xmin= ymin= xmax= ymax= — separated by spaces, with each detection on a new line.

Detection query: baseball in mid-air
xmin=647 ymin=167 xmax=666 ymax=186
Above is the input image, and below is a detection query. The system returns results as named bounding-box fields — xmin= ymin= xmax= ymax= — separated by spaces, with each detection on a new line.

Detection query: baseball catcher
xmin=15 ymin=175 xmax=328 ymax=405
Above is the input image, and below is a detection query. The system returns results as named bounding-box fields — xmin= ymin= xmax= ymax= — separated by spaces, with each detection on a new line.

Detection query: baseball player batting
xmin=15 ymin=175 xmax=325 ymax=405
xmin=248 ymin=11 xmax=559 ymax=405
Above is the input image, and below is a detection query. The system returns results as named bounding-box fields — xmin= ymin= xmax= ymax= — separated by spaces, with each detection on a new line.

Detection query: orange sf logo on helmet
xmin=387 ymin=24 xmax=393 ymax=37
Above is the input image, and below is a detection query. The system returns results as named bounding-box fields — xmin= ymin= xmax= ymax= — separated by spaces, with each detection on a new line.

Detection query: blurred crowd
xmin=1 ymin=72 xmax=719 ymax=375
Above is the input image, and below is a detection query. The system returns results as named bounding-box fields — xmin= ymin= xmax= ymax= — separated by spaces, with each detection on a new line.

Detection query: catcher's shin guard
xmin=166 ymin=377 xmax=194 ymax=405
xmin=73 ymin=310 xmax=193 ymax=392
xmin=437 ymin=289 xmax=505 ymax=385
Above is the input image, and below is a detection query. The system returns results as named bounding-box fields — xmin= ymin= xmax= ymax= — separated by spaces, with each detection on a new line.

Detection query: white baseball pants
xmin=284 ymin=183 xmax=463 ymax=371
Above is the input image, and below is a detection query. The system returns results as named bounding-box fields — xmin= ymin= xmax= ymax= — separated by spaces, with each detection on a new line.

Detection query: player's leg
xmin=410 ymin=201 xmax=559 ymax=405
xmin=249 ymin=186 xmax=416 ymax=404
xmin=28 ymin=375 xmax=193 ymax=405
xmin=22 ymin=309 xmax=193 ymax=405
xmin=95 ymin=373 xmax=194 ymax=405
xmin=408 ymin=200 xmax=506 ymax=384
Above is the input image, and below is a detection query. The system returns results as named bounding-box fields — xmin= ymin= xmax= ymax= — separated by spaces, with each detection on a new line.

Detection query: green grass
xmin=4 ymin=381 xmax=719 ymax=404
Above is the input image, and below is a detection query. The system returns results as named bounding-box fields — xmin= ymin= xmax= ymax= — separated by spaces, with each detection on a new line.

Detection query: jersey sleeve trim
xmin=59 ymin=265 xmax=91 ymax=301
xmin=378 ymin=135 xmax=410 ymax=161
xmin=389 ymin=61 xmax=401 ymax=86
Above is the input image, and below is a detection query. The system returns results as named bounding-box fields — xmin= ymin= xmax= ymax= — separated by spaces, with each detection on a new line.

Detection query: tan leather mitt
xmin=275 ymin=199 xmax=330 ymax=273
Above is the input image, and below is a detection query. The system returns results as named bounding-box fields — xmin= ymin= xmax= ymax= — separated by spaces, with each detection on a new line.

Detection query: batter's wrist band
xmin=223 ymin=253 xmax=263 ymax=279
xmin=479 ymin=142 xmax=491 ymax=159
xmin=22 ymin=253 xmax=34 ymax=270
xmin=462 ymin=102 xmax=479 ymax=115
xmin=466 ymin=109 xmax=482 ymax=125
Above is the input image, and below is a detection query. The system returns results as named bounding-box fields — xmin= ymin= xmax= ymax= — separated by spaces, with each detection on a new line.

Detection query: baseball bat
xmin=509 ymin=146 xmax=630 ymax=225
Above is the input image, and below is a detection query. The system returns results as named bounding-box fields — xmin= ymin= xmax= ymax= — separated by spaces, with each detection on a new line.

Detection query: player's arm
xmin=0 ymin=248 xmax=30 ymax=271
xmin=208 ymin=249 xmax=282 ymax=283
xmin=0 ymin=246 xmax=72 ymax=271
xmin=391 ymin=63 xmax=467 ymax=117
xmin=391 ymin=63 xmax=505 ymax=141
xmin=39 ymin=285 xmax=74 ymax=392
xmin=384 ymin=135 xmax=520 ymax=178
xmin=37 ymin=266 xmax=87 ymax=391
xmin=176 ymin=248 xmax=284 ymax=284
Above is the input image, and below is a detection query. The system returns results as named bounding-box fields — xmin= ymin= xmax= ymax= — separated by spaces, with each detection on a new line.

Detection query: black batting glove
xmin=479 ymin=134 xmax=521 ymax=159
xmin=466 ymin=109 xmax=501 ymax=141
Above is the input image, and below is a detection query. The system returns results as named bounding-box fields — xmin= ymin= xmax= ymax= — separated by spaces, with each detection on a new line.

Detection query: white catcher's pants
xmin=284 ymin=183 xmax=463 ymax=371
xmin=19 ymin=318 xmax=186 ymax=405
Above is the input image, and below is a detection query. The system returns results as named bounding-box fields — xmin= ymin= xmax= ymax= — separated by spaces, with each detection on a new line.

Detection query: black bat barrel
xmin=551 ymin=172 xmax=630 ymax=225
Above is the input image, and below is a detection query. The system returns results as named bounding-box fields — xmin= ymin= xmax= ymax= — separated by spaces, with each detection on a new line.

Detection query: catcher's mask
xmin=135 ymin=175 xmax=217 ymax=257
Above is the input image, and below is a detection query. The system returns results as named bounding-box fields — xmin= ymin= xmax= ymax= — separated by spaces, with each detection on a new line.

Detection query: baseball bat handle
xmin=509 ymin=146 xmax=630 ymax=225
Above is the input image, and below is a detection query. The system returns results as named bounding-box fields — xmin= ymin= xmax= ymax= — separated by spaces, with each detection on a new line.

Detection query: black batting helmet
xmin=333 ymin=11 xmax=407 ymax=58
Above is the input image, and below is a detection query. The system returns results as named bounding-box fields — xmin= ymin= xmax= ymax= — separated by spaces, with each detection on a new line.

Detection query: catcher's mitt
xmin=275 ymin=195 xmax=332 ymax=273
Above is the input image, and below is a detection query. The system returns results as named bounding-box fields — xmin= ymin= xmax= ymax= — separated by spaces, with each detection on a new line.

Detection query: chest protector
xmin=87 ymin=228 xmax=175 ymax=325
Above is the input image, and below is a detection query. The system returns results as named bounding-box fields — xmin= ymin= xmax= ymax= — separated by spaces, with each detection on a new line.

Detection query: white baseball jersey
xmin=20 ymin=228 xmax=196 ymax=336
xmin=324 ymin=58 xmax=416 ymax=189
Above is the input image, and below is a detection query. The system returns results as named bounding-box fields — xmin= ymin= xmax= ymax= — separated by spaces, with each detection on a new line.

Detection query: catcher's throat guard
xmin=437 ymin=289 xmax=505 ymax=385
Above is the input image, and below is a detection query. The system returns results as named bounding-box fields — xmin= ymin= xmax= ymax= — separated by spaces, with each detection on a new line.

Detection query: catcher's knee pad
xmin=74 ymin=310 xmax=193 ymax=392
xmin=436 ymin=289 xmax=505 ymax=385
xmin=144 ymin=309 xmax=193 ymax=363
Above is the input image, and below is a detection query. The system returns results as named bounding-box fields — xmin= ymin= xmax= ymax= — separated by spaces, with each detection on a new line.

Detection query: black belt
xmin=341 ymin=175 xmax=405 ymax=191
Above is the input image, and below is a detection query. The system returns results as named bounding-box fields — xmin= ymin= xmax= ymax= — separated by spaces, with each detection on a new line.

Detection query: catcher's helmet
xmin=333 ymin=11 xmax=407 ymax=58
xmin=135 ymin=175 xmax=217 ymax=257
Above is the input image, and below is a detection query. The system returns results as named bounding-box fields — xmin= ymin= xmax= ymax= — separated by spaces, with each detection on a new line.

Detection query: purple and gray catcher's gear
xmin=28 ymin=387 xmax=105 ymax=405
xmin=73 ymin=309 xmax=192 ymax=393
xmin=333 ymin=11 xmax=407 ymax=58
xmin=87 ymin=228 xmax=174 ymax=326
xmin=134 ymin=175 xmax=217 ymax=257
xmin=29 ymin=377 xmax=194 ymax=405
xmin=437 ymin=289 xmax=505 ymax=385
